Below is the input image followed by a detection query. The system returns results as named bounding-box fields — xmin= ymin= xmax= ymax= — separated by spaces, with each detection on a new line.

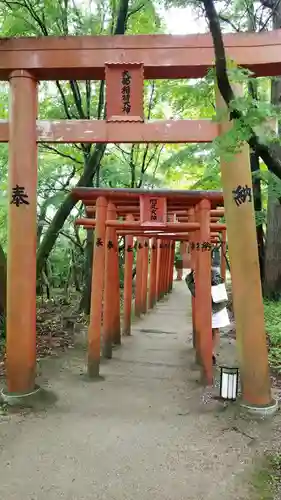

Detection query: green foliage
xmin=264 ymin=300 xmax=281 ymax=373
xmin=251 ymin=453 xmax=281 ymax=500
xmin=0 ymin=0 xmax=281 ymax=311
xmin=0 ymin=0 xmax=170 ymax=293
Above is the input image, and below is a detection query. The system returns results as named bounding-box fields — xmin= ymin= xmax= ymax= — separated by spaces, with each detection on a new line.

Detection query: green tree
xmin=0 ymin=0 xmax=164 ymax=311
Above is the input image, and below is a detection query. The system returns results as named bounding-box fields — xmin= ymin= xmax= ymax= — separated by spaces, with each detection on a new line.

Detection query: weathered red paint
xmin=86 ymin=206 xmax=225 ymax=216
xmin=156 ymin=239 xmax=162 ymax=300
xmin=76 ymin=217 xmax=226 ymax=233
xmin=148 ymin=238 xmax=157 ymax=308
xmin=135 ymin=237 xmax=143 ymax=318
xmin=196 ymin=200 xmax=213 ymax=385
xmin=112 ymin=226 xmax=121 ymax=345
xmin=0 ymin=31 xmax=281 ymax=80
xmin=0 ymin=119 xmax=217 ymax=144
xmin=141 ymin=239 xmax=149 ymax=313
xmin=6 ymin=70 xmax=38 ymax=394
xmin=73 ymin=187 xmax=224 ymax=206
xmin=87 ymin=196 xmax=108 ymax=378
xmin=168 ymin=242 xmax=175 ymax=292
xmin=123 ymin=215 xmax=134 ymax=335
xmin=103 ymin=202 xmax=117 ymax=359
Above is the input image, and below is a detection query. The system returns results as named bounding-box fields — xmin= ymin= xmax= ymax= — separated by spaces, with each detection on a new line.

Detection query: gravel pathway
xmin=0 ymin=280 xmax=278 ymax=499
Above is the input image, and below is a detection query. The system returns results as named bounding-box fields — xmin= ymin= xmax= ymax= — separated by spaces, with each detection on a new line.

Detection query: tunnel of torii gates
xmin=72 ymin=188 xmax=226 ymax=387
xmin=1 ymin=28 xmax=278 ymax=410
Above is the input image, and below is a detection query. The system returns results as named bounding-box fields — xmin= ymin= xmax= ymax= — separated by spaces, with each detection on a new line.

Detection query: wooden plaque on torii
xmin=105 ymin=62 xmax=144 ymax=122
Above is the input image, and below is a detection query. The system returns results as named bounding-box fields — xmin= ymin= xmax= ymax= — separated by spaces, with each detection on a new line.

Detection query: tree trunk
xmin=71 ymin=249 xmax=81 ymax=292
xmin=202 ymin=0 xmax=281 ymax=180
xmin=36 ymin=144 xmax=106 ymax=276
xmin=42 ymin=264 xmax=51 ymax=300
xmin=79 ymin=229 xmax=94 ymax=314
xmin=64 ymin=263 xmax=72 ymax=301
xmin=250 ymin=150 xmax=265 ymax=281
xmin=37 ymin=200 xmax=48 ymax=246
xmin=36 ymin=0 xmax=130 ymax=277
xmin=263 ymin=0 xmax=281 ymax=297
xmin=264 ymin=200 xmax=281 ymax=298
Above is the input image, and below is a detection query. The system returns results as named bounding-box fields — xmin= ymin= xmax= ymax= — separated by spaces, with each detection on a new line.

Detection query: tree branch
xmin=114 ymin=0 xmax=130 ymax=32
xmin=127 ymin=2 xmax=146 ymax=19
xmin=3 ymin=0 xmax=49 ymax=34
xmin=218 ymin=14 xmax=239 ymax=32
xmin=36 ymin=0 xmax=132 ymax=275
xmin=40 ymin=144 xmax=84 ymax=164
xmin=43 ymin=217 xmax=84 ymax=250
xmin=202 ymin=0 xmax=281 ymax=180
xmin=55 ymin=81 xmax=73 ymax=119
xmin=259 ymin=0 xmax=281 ymax=31
xmin=69 ymin=80 xmax=86 ymax=119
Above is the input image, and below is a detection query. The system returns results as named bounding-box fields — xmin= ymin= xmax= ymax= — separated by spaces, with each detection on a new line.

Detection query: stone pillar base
xmin=1 ymin=386 xmax=57 ymax=409
xmin=240 ymin=398 xmax=278 ymax=419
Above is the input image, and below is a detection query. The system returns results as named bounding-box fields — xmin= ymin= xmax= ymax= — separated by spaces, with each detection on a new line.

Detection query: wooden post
xmin=134 ymin=237 xmax=143 ymax=317
xmin=87 ymin=196 xmax=108 ymax=377
xmin=164 ymin=241 xmax=169 ymax=294
xmin=123 ymin=215 xmax=134 ymax=335
xmin=112 ymin=228 xmax=121 ymax=345
xmin=161 ymin=241 xmax=166 ymax=297
xmin=166 ymin=241 xmax=171 ymax=292
xmin=167 ymin=242 xmax=172 ymax=292
xmin=193 ymin=210 xmax=201 ymax=358
xmin=216 ymin=85 xmax=272 ymax=407
xmin=159 ymin=241 xmax=163 ymax=298
xmin=103 ymin=202 xmax=116 ymax=358
xmin=188 ymin=208 xmax=196 ymax=348
xmin=148 ymin=237 xmax=157 ymax=308
xmin=169 ymin=242 xmax=175 ymax=292
xmin=196 ymin=200 xmax=213 ymax=385
xmin=221 ymin=229 xmax=227 ymax=282
xmin=161 ymin=241 xmax=165 ymax=296
xmin=6 ymin=70 xmax=38 ymax=394
xmin=156 ymin=239 xmax=162 ymax=301
xmin=141 ymin=238 xmax=149 ymax=314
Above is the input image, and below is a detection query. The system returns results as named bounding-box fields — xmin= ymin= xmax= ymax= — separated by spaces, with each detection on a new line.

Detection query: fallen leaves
xmin=0 ymin=298 xmax=87 ymax=378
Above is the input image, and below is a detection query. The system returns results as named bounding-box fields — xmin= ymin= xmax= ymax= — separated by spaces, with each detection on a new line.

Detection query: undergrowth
xmin=252 ymin=453 xmax=281 ymax=500
xmin=264 ymin=300 xmax=281 ymax=374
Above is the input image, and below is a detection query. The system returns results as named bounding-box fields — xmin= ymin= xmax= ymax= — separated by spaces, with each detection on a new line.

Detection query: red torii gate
xmin=72 ymin=187 xmax=225 ymax=385
xmin=0 ymin=29 xmax=274 ymax=413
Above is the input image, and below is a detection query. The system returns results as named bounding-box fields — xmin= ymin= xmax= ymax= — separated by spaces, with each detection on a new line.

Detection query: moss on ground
xmin=251 ymin=453 xmax=281 ymax=500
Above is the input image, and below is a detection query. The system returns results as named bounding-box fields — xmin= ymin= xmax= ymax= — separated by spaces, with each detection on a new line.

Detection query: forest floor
xmin=0 ymin=281 xmax=280 ymax=499
xmin=0 ymin=290 xmax=87 ymax=377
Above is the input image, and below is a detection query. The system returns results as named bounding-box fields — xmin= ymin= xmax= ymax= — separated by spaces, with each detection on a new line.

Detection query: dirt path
xmin=0 ymin=281 xmax=279 ymax=499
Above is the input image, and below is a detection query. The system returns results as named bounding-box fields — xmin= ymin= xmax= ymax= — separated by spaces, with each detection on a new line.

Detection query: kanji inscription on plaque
xmin=105 ymin=63 xmax=144 ymax=122
xmin=140 ymin=195 xmax=167 ymax=226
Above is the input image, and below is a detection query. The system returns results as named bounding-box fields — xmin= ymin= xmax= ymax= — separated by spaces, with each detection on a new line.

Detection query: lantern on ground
xmin=219 ymin=366 xmax=239 ymax=401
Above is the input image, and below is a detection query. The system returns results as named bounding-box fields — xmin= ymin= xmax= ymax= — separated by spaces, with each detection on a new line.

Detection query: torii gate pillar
xmin=6 ymin=71 xmax=38 ymax=395
xmin=216 ymin=84 xmax=276 ymax=414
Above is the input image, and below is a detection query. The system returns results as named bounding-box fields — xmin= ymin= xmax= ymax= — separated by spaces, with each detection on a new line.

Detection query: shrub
xmin=264 ymin=300 xmax=281 ymax=373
